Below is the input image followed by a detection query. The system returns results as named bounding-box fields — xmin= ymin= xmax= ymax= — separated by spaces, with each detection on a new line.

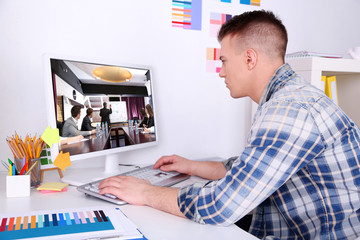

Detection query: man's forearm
xmin=190 ymin=161 xmax=227 ymax=180
xmin=144 ymin=186 xmax=185 ymax=219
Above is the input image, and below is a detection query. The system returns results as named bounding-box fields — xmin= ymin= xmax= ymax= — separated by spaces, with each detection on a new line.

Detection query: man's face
xmin=219 ymin=35 xmax=251 ymax=99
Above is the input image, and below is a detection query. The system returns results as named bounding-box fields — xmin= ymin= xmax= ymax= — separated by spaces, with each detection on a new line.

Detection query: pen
xmin=25 ymin=161 xmax=38 ymax=175
xmin=75 ymin=131 xmax=80 ymax=136
xmin=19 ymin=164 xmax=27 ymax=175
xmin=1 ymin=160 xmax=9 ymax=170
xmin=9 ymin=163 xmax=12 ymax=176
xmin=8 ymin=158 xmax=18 ymax=175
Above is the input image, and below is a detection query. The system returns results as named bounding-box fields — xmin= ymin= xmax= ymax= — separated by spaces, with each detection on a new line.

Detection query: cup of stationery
xmin=15 ymin=158 xmax=41 ymax=187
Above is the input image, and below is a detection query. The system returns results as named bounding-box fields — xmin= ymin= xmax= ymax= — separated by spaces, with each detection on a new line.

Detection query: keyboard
xmin=77 ymin=165 xmax=190 ymax=205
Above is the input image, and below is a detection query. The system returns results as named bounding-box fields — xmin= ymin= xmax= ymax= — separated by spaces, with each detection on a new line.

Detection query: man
xmin=100 ymin=102 xmax=112 ymax=128
xmin=98 ymin=11 xmax=360 ymax=239
xmin=81 ymin=108 xmax=96 ymax=131
xmin=62 ymin=105 xmax=96 ymax=137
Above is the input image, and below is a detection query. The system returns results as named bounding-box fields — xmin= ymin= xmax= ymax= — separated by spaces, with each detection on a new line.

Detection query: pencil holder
xmin=15 ymin=158 xmax=41 ymax=187
xmin=6 ymin=175 xmax=30 ymax=197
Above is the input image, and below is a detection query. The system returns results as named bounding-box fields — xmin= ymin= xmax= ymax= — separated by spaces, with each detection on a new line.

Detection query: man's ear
xmin=245 ymin=48 xmax=257 ymax=71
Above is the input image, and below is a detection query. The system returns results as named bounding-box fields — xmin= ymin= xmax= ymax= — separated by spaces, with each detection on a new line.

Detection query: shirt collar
xmin=72 ymin=117 xmax=78 ymax=124
xmin=258 ymin=63 xmax=294 ymax=107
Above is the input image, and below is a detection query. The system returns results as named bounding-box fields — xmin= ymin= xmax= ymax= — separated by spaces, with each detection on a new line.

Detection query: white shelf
xmin=286 ymin=57 xmax=360 ymax=74
xmin=286 ymin=57 xmax=360 ymax=127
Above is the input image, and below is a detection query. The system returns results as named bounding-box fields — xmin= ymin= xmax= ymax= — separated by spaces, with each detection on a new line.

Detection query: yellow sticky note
xmin=41 ymin=126 xmax=60 ymax=146
xmin=37 ymin=182 xmax=69 ymax=191
xmin=53 ymin=151 xmax=71 ymax=171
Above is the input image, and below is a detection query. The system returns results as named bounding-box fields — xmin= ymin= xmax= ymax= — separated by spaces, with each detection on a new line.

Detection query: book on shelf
xmin=285 ymin=51 xmax=342 ymax=59
xmin=322 ymin=75 xmax=338 ymax=105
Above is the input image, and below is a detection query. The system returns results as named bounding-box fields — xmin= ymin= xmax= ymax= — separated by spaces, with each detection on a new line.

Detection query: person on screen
xmin=143 ymin=104 xmax=154 ymax=128
xmin=81 ymin=108 xmax=96 ymax=131
xmin=98 ymin=10 xmax=360 ymax=239
xmin=137 ymin=108 xmax=148 ymax=128
xmin=100 ymin=102 xmax=112 ymax=128
xmin=62 ymin=105 xmax=96 ymax=137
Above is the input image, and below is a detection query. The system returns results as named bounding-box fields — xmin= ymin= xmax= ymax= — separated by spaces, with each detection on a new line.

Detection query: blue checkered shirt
xmin=177 ymin=63 xmax=360 ymax=239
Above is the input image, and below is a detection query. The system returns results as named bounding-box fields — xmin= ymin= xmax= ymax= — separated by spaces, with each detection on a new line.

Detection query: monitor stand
xmin=61 ymin=153 xmax=130 ymax=186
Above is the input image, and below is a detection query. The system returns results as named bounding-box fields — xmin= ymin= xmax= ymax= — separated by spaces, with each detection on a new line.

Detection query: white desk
xmin=0 ymin=170 xmax=259 ymax=240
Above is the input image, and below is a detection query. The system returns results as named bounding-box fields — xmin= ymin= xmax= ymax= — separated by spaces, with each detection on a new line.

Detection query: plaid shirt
xmin=177 ymin=63 xmax=360 ymax=239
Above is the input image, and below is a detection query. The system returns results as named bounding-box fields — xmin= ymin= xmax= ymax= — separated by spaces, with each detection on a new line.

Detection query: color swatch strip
xmin=172 ymin=0 xmax=202 ymax=30
xmin=0 ymin=210 xmax=114 ymax=239
xmin=206 ymin=47 xmax=222 ymax=73
xmin=240 ymin=0 xmax=260 ymax=6
xmin=210 ymin=12 xmax=232 ymax=37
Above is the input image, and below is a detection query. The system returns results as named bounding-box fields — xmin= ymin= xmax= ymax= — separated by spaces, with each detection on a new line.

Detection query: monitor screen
xmin=44 ymin=56 xmax=157 ymax=185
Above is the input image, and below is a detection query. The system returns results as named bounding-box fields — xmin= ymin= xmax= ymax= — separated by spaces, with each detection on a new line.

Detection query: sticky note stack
xmin=36 ymin=182 xmax=69 ymax=193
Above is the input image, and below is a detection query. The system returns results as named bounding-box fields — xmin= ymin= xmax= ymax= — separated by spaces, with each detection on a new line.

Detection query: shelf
xmin=286 ymin=58 xmax=360 ymax=74
xmin=286 ymin=57 xmax=360 ymax=127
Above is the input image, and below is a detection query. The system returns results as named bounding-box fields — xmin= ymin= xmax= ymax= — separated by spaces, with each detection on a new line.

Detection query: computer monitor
xmin=43 ymin=54 xmax=158 ymax=185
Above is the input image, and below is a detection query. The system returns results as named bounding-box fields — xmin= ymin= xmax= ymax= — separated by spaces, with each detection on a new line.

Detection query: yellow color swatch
xmin=31 ymin=216 xmax=36 ymax=229
xmin=15 ymin=217 xmax=22 ymax=230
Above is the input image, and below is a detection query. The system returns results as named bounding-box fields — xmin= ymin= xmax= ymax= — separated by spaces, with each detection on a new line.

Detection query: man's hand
xmin=98 ymin=175 xmax=185 ymax=218
xmin=154 ymin=155 xmax=194 ymax=176
xmin=154 ymin=155 xmax=227 ymax=180
xmin=98 ymin=176 xmax=153 ymax=205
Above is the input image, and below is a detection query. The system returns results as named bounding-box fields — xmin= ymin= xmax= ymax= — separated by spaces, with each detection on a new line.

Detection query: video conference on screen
xmin=50 ymin=59 xmax=156 ymax=156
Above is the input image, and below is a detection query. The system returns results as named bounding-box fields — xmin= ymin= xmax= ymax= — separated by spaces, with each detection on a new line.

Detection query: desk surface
xmin=0 ymin=170 xmax=258 ymax=240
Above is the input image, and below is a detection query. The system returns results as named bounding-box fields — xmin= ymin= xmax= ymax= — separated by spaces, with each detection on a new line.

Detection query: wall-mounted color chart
xmin=206 ymin=47 xmax=222 ymax=73
xmin=240 ymin=0 xmax=260 ymax=6
xmin=0 ymin=206 xmax=143 ymax=240
xmin=172 ymin=0 xmax=202 ymax=30
xmin=210 ymin=0 xmax=231 ymax=2
xmin=210 ymin=12 xmax=232 ymax=38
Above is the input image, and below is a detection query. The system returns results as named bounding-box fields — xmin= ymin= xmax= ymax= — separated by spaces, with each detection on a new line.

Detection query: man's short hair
xmin=86 ymin=108 xmax=93 ymax=116
xmin=218 ymin=10 xmax=288 ymax=59
xmin=103 ymin=102 xmax=107 ymax=108
xmin=71 ymin=105 xmax=82 ymax=118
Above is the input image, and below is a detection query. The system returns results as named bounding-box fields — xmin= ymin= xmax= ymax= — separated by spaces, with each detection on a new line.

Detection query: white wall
xmin=1 ymin=0 xmax=360 ymax=170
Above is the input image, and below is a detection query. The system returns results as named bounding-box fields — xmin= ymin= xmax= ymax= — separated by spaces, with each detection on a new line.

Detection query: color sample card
xmin=172 ymin=0 xmax=202 ymax=30
xmin=240 ymin=0 xmax=260 ymax=6
xmin=210 ymin=12 xmax=232 ymax=38
xmin=206 ymin=48 xmax=222 ymax=73
xmin=0 ymin=206 xmax=138 ymax=240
